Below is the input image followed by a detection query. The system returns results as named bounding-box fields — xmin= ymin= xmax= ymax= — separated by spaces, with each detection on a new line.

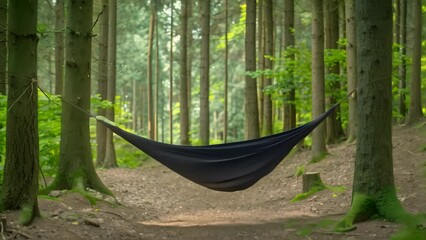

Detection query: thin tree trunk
xmin=103 ymin=0 xmax=117 ymax=168
xmin=283 ymin=0 xmax=296 ymax=131
xmin=245 ymin=0 xmax=259 ymax=139
xmin=199 ymin=0 xmax=210 ymax=145
xmin=311 ymin=0 xmax=327 ymax=161
xmin=155 ymin=11 xmax=160 ymax=141
xmin=324 ymin=0 xmax=341 ymax=143
xmin=180 ymin=0 xmax=189 ymax=145
xmin=54 ymin=0 xmax=65 ymax=95
xmin=0 ymin=0 xmax=7 ymax=95
xmin=398 ymin=0 xmax=407 ymax=117
xmin=345 ymin=0 xmax=357 ymax=142
xmin=96 ymin=1 xmax=108 ymax=167
xmin=262 ymin=0 xmax=273 ymax=136
xmin=169 ymin=0 xmax=174 ymax=144
xmin=147 ymin=4 xmax=156 ymax=140
xmin=406 ymin=0 xmax=424 ymax=124
xmin=258 ymin=0 xmax=264 ymax=130
xmin=0 ymin=0 xmax=40 ymax=225
xmin=224 ymin=0 xmax=229 ymax=143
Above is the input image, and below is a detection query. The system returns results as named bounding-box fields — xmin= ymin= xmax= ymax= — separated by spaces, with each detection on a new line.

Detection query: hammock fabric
xmin=97 ymin=104 xmax=338 ymax=192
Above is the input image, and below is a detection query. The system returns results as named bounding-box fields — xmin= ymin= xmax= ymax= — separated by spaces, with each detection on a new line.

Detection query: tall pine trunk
xmin=54 ymin=0 xmax=65 ymax=95
xmin=103 ymin=0 xmax=117 ymax=168
xmin=0 ymin=0 xmax=40 ymax=225
xmin=406 ymin=0 xmax=424 ymax=124
xmin=96 ymin=1 xmax=108 ymax=167
xmin=199 ymin=0 xmax=211 ymax=145
xmin=45 ymin=0 xmax=113 ymax=197
xmin=169 ymin=0 xmax=174 ymax=144
xmin=345 ymin=0 xmax=357 ymax=142
xmin=180 ymin=0 xmax=189 ymax=145
xmin=0 ymin=0 xmax=6 ymax=95
xmin=283 ymin=0 xmax=296 ymax=131
xmin=262 ymin=0 xmax=273 ymax=136
xmin=245 ymin=0 xmax=259 ymax=139
xmin=223 ymin=0 xmax=229 ymax=142
xmin=311 ymin=0 xmax=327 ymax=160
xmin=335 ymin=0 xmax=406 ymax=231
xmin=147 ymin=3 xmax=156 ymax=140
xmin=398 ymin=0 xmax=407 ymax=117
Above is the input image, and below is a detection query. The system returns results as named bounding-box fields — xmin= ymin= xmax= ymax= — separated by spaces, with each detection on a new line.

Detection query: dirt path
xmin=3 ymin=123 xmax=426 ymax=239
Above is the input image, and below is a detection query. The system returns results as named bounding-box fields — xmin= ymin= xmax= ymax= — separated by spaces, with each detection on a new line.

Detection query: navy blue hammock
xmin=95 ymin=104 xmax=338 ymax=192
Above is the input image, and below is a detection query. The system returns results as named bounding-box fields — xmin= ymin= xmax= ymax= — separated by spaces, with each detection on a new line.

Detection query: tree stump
xmin=302 ymin=172 xmax=324 ymax=193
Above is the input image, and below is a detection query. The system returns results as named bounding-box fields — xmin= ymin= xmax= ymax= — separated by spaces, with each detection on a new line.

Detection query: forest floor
xmin=2 ymin=121 xmax=426 ymax=240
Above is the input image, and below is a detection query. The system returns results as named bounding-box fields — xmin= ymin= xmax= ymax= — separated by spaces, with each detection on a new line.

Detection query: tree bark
xmin=398 ymin=0 xmax=407 ymax=117
xmin=169 ymin=0 xmax=174 ymax=144
xmin=224 ymin=0 xmax=229 ymax=142
xmin=324 ymin=0 xmax=342 ymax=144
xmin=345 ymin=0 xmax=357 ymax=142
xmin=147 ymin=3 xmax=156 ymax=140
xmin=311 ymin=0 xmax=327 ymax=160
xmin=96 ymin=0 xmax=108 ymax=167
xmin=406 ymin=0 xmax=424 ymax=124
xmin=335 ymin=0 xmax=406 ymax=231
xmin=0 ymin=0 xmax=40 ymax=225
xmin=180 ymin=0 xmax=189 ymax=145
xmin=103 ymin=0 xmax=118 ymax=168
xmin=199 ymin=0 xmax=211 ymax=145
xmin=245 ymin=0 xmax=260 ymax=139
xmin=0 ymin=0 xmax=6 ymax=95
xmin=258 ymin=0 xmax=264 ymax=130
xmin=54 ymin=0 xmax=65 ymax=95
xmin=283 ymin=0 xmax=296 ymax=131
xmin=262 ymin=0 xmax=273 ymax=136
xmin=45 ymin=0 xmax=114 ymax=196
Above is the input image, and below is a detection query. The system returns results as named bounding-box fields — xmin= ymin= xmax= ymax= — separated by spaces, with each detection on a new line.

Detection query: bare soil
xmin=2 ymin=122 xmax=426 ymax=239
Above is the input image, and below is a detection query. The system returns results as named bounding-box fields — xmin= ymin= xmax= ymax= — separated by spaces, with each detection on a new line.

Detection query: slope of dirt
xmin=2 ymin=122 xmax=426 ymax=239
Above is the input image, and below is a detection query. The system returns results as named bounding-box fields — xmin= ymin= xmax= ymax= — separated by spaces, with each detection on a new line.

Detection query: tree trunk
xmin=258 ymin=0 xmax=264 ymax=130
xmin=224 ymin=0 xmax=229 ymax=143
xmin=0 ymin=0 xmax=40 ymax=225
xmin=406 ymin=0 xmax=424 ymax=124
xmin=262 ymin=0 xmax=273 ymax=136
xmin=45 ymin=0 xmax=114 ymax=197
xmin=283 ymin=0 xmax=296 ymax=131
xmin=324 ymin=0 xmax=341 ymax=144
xmin=311 ymin=0 xmax=327 ymax=161
xmin=103 ymin=0 xmax=118 ymax=168
xmin=335 ymin=0 xmax=406 ymax=231
xmin=199 ymin=0 xmax=210 ymax=145
xmin=169 ymin=0 xmax=174 ymax=144
xmin=147 ymin=4 xmax=156 ymax=140
xmin=345 ymin=0 xmax=357 ymax=142
xmin=155 ymin=13 xmax=160 ymax=141
xmin=54 ymin=0 xmax=65 ymax=95
xmin=398 ymin=0 xmax=407 ymax=117
xmin=180 ymin=0 xmax=189 ymax=145
xmin=96 ymin=0 xmax=108 ymax=167
xmin=245 ymin=0 xmax=259 ymax=140
xmin=0 ymin=0 xmax=6 ymax=95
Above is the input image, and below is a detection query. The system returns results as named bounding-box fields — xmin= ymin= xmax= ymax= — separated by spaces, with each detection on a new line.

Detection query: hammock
xmin=96 ymin=104 xmax=338 ymax=192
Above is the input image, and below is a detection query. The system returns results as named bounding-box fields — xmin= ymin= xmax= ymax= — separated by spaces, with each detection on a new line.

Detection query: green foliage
xmin=295 ymin=165 xmax=305 ymax=178
xmin=291 ymin=183 xmax=346 ymax=202
xmin=216 ymin=3 xmax=246 ymax=50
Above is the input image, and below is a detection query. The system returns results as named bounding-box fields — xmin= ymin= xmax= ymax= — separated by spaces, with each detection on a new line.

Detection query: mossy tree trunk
xmin=0 ymin=0 xmax=40 ymax=225
xmin=335 ymin=0 xmax=406 ymax=231
xmin=45 ymin=0 xmax=113 ymax=197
